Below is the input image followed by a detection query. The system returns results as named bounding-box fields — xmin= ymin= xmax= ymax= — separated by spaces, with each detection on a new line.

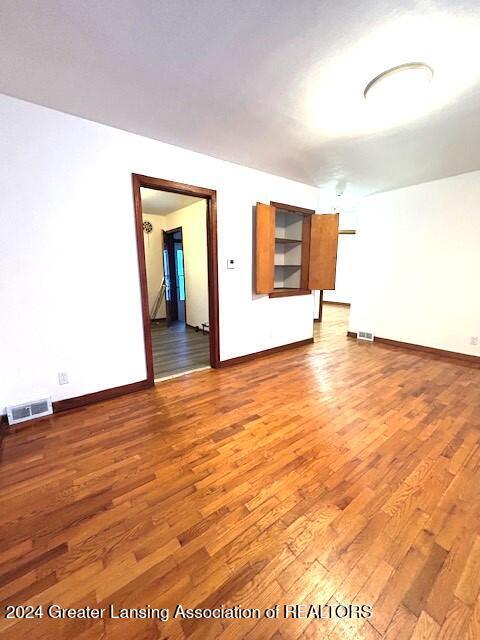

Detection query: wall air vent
xmin=357 ymin=330 xmax=375 ymax=342
xmin=6 ymin=398 xmax=53 ymax=425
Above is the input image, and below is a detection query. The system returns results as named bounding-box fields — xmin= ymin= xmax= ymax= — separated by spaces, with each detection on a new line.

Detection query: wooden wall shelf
xmin=275 ymin=238 xmax=302 ymax=244
xmin=255 ymin=202 xmax=339 ymax=297
xmin=269 ymin=288 xmax=311 ymax=298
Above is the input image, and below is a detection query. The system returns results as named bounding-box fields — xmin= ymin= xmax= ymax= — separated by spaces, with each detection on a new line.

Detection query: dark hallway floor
xmin=151 ymin=321 xmax=210 ymax=379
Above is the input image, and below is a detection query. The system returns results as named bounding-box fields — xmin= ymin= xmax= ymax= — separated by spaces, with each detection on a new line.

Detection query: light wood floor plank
xmin=1 ymin=305 xmax=480 ymax=639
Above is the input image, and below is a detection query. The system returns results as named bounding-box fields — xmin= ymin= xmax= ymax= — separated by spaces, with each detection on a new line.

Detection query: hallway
xmin=151 ymin=322 xmax=210 ymax=379
xmin=314 ymin=302 xmax=350 ymax=344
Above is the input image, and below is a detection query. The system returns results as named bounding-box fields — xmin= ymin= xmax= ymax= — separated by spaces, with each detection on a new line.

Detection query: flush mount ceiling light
xmin=300 ymin=10 xmax=480 ymax=137
xmin=364 ymin=62 xmax=434 ymax=102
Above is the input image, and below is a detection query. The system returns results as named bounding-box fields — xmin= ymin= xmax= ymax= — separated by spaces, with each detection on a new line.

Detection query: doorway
xmin=132 ymin=174 xmax=220 ymax=384
xmin=163 ymin=227 xmax=186 ymax=324
xmin=313 ymin=224 xmax=355 ymax=339
xmin=314 ymin=292 xmax=350 ymax=342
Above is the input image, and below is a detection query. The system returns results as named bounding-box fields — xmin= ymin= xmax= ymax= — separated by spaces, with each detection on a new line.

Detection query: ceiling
xmin=141 ymin=188 xmax=202 ymax=216
xmin=1 ymin=0 xmax=480 ymax=196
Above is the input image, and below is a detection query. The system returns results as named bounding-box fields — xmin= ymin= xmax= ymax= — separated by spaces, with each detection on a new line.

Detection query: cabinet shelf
xmin=270 ymin=288 xmax=312 ymax=298
xmin=275 ymin=237 xmax=302 ymax=244
xmin=274 ymin=264 xmax=302 ymax=268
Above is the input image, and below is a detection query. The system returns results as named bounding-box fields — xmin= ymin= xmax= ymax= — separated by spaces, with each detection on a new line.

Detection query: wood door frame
xmin=132 ymin=174 xmax=220 ymax=384
xmin=162 ymin=226 xmax=186 ymax=325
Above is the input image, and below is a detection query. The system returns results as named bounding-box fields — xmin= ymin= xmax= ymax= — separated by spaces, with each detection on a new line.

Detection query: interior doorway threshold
xmin=154 ymin=366 xmax=211 ymax=384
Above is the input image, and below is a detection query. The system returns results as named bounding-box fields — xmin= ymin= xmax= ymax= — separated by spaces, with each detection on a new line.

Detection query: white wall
xmin=143 ymin=213 xmax=167 ymax=320
xmin=349 ymin=170 xmax=480 ymax=357
xmin=143 ymin=199 xmax=209 ymax=329
xmin=0 ymin=93 xmax=318 ymax=410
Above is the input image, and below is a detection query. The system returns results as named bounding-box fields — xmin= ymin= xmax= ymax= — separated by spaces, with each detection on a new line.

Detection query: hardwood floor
xmin=314 ymin=302 xmax=350 ymax=343
xmin=1 ymin=305 xmax=480 ymax=639
xmin=151 ymin=321 xmax=210 ymax=379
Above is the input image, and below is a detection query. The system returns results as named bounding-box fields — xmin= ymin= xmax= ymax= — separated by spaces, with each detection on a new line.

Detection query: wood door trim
xmin=164 ymin=226 xmax=183 ymax=235
xmin=163 ymin=225 xmax=185 ymax=323
xmin=133 ymin=174 xmax=220 ymax=381
xmin=163 ymin=227 xmax=181 ymax=324
xmin=132 ymin=174 xmax=155 ymax=384
xmin=165 ymin=226 xmax=187 ymax=325
xmin=160 ymin=231 xmax=170 ymax=324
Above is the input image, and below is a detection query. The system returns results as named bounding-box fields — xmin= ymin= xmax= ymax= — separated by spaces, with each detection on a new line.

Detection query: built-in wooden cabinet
xmin=255 ymin=201 xmax=339 ymax=297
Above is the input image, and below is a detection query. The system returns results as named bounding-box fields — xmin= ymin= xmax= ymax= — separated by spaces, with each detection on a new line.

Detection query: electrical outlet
xmin=58 ymin=371 xmax=69 ymax=385
xmin=471 ymin=336 xmax=478 ymax=346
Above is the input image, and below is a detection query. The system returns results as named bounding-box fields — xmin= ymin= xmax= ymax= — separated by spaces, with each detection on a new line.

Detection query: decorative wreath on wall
xmin=143 ymin=220 xmax=153 ymax=234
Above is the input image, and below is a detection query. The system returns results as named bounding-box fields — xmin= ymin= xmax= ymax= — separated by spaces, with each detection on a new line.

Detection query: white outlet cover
xmin=58 ymin=372 xmax=69 ymax=385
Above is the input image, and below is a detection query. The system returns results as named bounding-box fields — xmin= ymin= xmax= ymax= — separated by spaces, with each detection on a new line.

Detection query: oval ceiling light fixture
xmin=364 ymin=62 xmax=434 ymax=103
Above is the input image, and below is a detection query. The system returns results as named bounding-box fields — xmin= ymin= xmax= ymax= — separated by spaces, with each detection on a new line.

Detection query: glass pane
xmin=176 ymin=248 xmax=185 ymax=300
xmin=163 ymin=249 xmax=171 ymax=300
xmin=178 ymin=275 xmax=185 ymax=301
xmin=176 ymin=249 xmax=184 ymax=276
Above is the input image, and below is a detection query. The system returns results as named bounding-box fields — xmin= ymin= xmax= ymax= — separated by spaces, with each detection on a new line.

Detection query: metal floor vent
xmin=357 ymin=330 xmax=375 ymax=342
xmin=6 ymin=398 xmax=53 ymax=425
